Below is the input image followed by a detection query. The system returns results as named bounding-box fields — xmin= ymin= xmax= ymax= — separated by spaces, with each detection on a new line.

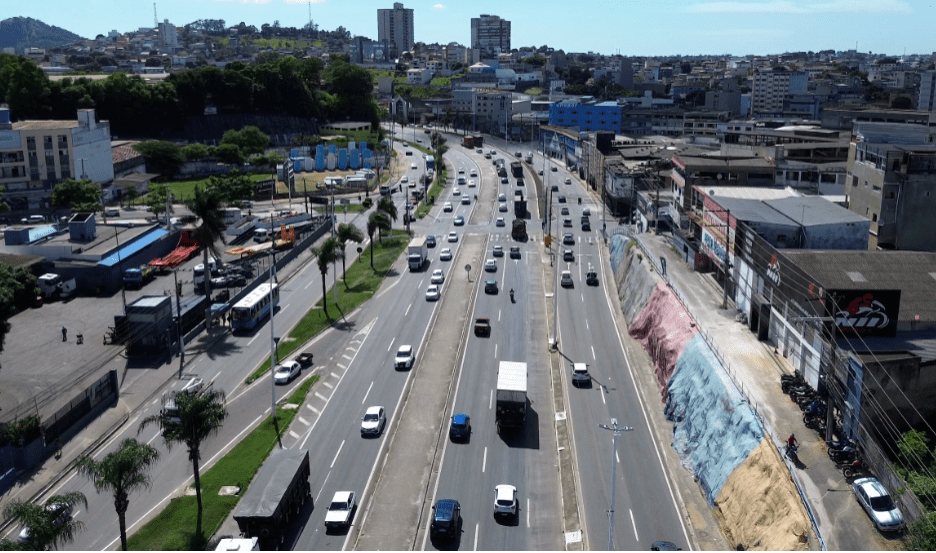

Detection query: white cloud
xmin=433 ymin=3 xmax=445 ymax=8
xmin=687 ymin=0 xmax=913 ymax=14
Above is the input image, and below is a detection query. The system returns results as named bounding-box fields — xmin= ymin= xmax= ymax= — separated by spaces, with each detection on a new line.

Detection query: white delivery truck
xmin=495 ymin=361 xmax=528 ymax=431
xmin=407 ymin=237 xmax=428 ymax=271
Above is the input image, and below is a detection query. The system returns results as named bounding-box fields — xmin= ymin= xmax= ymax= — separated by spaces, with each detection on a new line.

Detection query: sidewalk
xmin=629 ymin=229 xmax=888 ymax=551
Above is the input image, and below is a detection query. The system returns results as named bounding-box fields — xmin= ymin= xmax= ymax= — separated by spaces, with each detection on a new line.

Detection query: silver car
xmin=273 ymin=361 xmax=301 ymax=385
xmin=853 ymin=477 xmax=904 ymax=532
xmin=361 ymin=406 xmax=386 ymax=436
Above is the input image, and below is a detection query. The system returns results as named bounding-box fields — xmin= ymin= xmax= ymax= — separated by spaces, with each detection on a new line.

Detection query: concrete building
xmin=157 ymin=19 xmax=178 ymax=51
xmin=470 ymin=14 xmax=510 ymax=56
xmin=377 ymin=2 xmax=414 ymax=59
xmin=452 ymin=89 xmax=511 ymax=135
xmin=751 ymin=69 xmax=807 ymax=115
xmin=919 ymin=70 xmax=936 ymax=112
xmin=549 ymin=99 xmax=622 ymax=132
xmin=0 ymin=108 xmax=114 ymax=212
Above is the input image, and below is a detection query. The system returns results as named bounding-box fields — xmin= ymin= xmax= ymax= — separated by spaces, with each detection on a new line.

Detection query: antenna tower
xmin=154 ymin=3 xmax=158 ymax=28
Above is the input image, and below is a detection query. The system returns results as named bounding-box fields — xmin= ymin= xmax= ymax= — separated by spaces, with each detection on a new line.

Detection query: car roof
xmin=495 ymin=484 xmax=516 ymax=497
xmin=486 ymin=279 xmax=496 ymax=284
xmin=434 ymin=499 xmax=459 ymax=518
xmin=398 ymin=344 xmax=413 ymax=352
xmin=855 ymin=477 xmax=887 ymax=497
xmin=332 ymin=491 xmax=353 ymax=502
xmin=365 ymin=405 xmax=383 ymax=415
xmin=452 ymin=413 xmax=469 ymax=424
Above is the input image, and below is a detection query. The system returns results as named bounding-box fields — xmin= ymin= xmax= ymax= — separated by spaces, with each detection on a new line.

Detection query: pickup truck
xmin=474 ymin=317 xmax=491 ymax=337
xmin=123 ymin=266 xmax=155 ymax=289
xmin=324 ymin=491 xmax=356 ymax=528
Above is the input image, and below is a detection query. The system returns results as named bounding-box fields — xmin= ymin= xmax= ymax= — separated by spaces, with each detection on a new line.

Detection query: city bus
xmin=424 ymin=155 xmax=435 ymax=171
xmin=231 ymin=282 xmax=280 ymax=331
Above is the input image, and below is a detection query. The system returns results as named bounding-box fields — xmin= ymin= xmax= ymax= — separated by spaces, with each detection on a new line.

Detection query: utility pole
xmin=173 ymin=269 xmax=184 ymax=378
xmin=598 ymin=419 xmax=633 ymax=551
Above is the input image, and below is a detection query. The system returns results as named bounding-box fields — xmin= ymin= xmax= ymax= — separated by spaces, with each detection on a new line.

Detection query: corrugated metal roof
xmin=98 ymin=228 xmax=169 ymax=267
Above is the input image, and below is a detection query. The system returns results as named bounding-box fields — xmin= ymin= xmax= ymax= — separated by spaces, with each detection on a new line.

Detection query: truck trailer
xmin=495 ymin=361 xmax=528 ymax=431
xmin=407 ymin=236 xmax=428 ymax=271
xmin=510 ymin=161 xmax=523 ymax=178
xmin=233 ymin=449 xmax=311 ymax=546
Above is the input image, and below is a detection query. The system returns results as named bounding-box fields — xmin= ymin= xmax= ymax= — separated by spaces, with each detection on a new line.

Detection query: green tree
xmin=2 ymin=492 xmax=87 ymax=550
xmin=0 ymin=53 xmax=52 ymax=120
xmin=336 ymin=223 xmax=364 ymax=285
xmin=212 ymin=143 xmax=247 ymax=165
xmin=133 ymin=141 xmax=184 ymax=178
xmin=186 ymin=187 xmax=227 ymax=306
xmin=208 ymin=169 xmax=255 ymax=205
xmin=51 ymin=179 xmax=101 ymax=212
xmin=312 ymin=236 xmax=341 ymax=318
xmin=75 ymin=438 xmax=160 ymax=551
xmin=376 ymin=196 xmax=398 ymax=236
xmin=906 ymin=511 xmax=936 ymax=550
xmin=122 ymin=184 xmax=138 ymax=207
xmin=137 ymin=388 xmax=227 ymax=542
xmin=181 ymin=143 xmax=210 ymax=161
xmin=891 ymin=96 xmax=913 ymax=109
xmin=366 ymin=211 xmax=390 ymax=268
xmin=220 ymin=126 xmax=269 ymax=156
xmin=146 ymin=185 xmax=173 ymax=219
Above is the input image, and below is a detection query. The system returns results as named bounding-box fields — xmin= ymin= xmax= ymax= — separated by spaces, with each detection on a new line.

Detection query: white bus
xmin=231 ymin=282 xmax=280 ymax=331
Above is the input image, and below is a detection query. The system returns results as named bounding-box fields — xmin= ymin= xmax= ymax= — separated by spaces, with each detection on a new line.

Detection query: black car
xmin=449 ymin=413 xmax=470 ymax=441
xmin=431 ymin=499 xmax=462 ymax=540
xmin=586 ymin=270 xmax=599 ymax=285
xmin=558 ymin=195 xmax=566 ymax=203
xmin=563 ymin=249 xmax=574 ymax=262
xmin=509 ymin=246 xmax=521 ymax=259
xmin=426 ymin=235 xmax=436 ymax=247
xmin=484 ymin=279 xmax=498 ymax=294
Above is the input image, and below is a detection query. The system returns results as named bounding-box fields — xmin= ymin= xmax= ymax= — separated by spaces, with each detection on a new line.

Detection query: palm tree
xmin=367 ymin=212 xmax=391 ymax=269
xmin=186 ymin=186 xmax=227 ymax=315
xmin=377 ymin=196 xmax=398 ymax=236
xmin=75 ymin=438 xmax=160 ymax=551
xmin=312 ymin=236 xmax=341 ymax=318
xmin=3 ymin=492 xmax=87 ymax=551
xmin=335 ymin=223 xmax=364 ymax=285
xmin=138 ymin=388 xmax=227 ymax=541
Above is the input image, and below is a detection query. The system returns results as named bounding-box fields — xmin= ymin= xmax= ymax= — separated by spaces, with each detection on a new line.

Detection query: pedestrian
xmin=61 ymin=326 xmax=67 ymax=342
xmin=55 ymin=437 xmax=63 ymax=459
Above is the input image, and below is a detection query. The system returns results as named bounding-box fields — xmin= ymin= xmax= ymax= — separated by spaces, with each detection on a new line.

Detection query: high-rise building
xmin=157 ymin=19 xmax=178 ymax=50
xmin=751 ymin=68 xmax=807 ymax=115
xmin=377 ymin=2 xmax=414 ymax=59
xmin=919 ymin=70 xmax=936 ymax=111
xmin=470 ymin=14 xmax=511 ymax=56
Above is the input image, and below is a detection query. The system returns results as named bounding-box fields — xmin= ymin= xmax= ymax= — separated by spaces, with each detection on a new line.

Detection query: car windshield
xmin=496 ymin=497 xmax=513 ymax=506
xmin=329 ymin=501 xmax=348 ymax=510
xmin=870 ymin=495 xmax=896 ymax=511
xmin=364 ymin=413 xmax=379 ymax=421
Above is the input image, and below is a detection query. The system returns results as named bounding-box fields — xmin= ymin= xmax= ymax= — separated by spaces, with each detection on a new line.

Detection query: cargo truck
xmin=510 ymin=161 xmax=523 ymax=178
xmin=495 ymin=361 xmax=528 ymax=431
xmin=514 ymin=198 xmax=527 ymax=218
xmin=233 ymin=449 xmax=311 ymax=546
xmin=407 ymin=236 xmax=428 ymax=271
xmin=123 ymin=266 xmax=155 ymax=289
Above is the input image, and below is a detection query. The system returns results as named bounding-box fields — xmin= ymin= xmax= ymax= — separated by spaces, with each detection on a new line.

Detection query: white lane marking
xmin=306 ymin=404 xmax=320 ymax=414
xmin=581 ymin=292 xmax=584 ymax=303
xmin=281 ymin=303 xmax=290 ymax=311
xmin=322 ymin=381 xmax=334 ymax=389
xmin=247 ymin=334 xmax=259 ymax=346
xmin=474 ymin=523 xmax=479 ymax=551
xmin=405 ymin=303 xmax=412 ymax=317
xmin=336 ymin=363 xmax=347 ymax=370
xmin=304 ymin=279 xmax=313 ymax=289
xmin=298 ymin=416 xmax=309 ymax=426
xmin=630 ymin=509 xmax=639 ymax=540
xmin=315 ymin=392 xmax=328 ymax=401
xmin=213 ymin=371 xmax=222 ymax=382
xmin=482 ymin=447 xmax=487 ymax=473
xmin=495 ymin=343 xmax=498 ymax=359
xmin=527 ymin=498 xmax=530 ymax=528
xmin=616 ymin=450 xmax=620 ymax=463
xmin=586 ymin=318 xmax=589 ymax=330
xmin=317 ymin=470 xmax=331 ymax=499
xmin=342 ymin=354 xmax=353 ymax=360
xmin=289 ymin=430 xmax=300 ymax=439
xmin=145 ymin=432 xmax=160 ymax=446
xmin=362 ymin=381 xmax=374 ymax=404
xmin=489 ymin=389 xmax=493 ymax=410
xmin=330 ymin=372 xmax=340 ymax=379
xmin=601 ymin=388 xmax=606 ymax=404
xmin=330 ymin=439 xmax=345 ymax=469
xmin=387 ymin=337 xmax=395 ymax=351
xmin=591 ymin=345 xmax=596 ymax=360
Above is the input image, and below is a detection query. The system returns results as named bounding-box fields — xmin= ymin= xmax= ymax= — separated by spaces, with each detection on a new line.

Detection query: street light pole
xmin=598 ymin=419 xmax=633 ymax=551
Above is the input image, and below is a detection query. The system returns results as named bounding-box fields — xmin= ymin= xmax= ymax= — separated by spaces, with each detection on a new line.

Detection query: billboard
xmin=826 ymin=289 xmax=901 ymax=337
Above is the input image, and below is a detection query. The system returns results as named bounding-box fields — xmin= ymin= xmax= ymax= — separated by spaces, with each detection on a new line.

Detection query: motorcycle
xmin=785 ymin=443 xmax=800 ymax=464
xmin=578 ymin=197 xmax=582 ymax=204
xmin=842 ymin=457 xmax=865 ymax=478
xmin=828 ymin=442 xmax=858 ymax=463
xmin=803 ymin=399 xmax=827 ymax=417
xmin=509 ymin=288 xmax=515 ymax=303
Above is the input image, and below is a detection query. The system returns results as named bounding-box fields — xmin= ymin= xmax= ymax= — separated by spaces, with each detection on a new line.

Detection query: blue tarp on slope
xmin=664 ymin=334 xmax=764 ymax=504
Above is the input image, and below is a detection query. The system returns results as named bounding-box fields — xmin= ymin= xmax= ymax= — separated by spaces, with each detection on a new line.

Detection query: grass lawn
xmin=150 ymin=174 xmax=273 ymax=203
xmin=126 ymin=375 xmax=319 ymax=551
xmin=246 ymin=234 xmax=411 ymax=383
xmin=415 ymin=168 xmax=446 ymax=218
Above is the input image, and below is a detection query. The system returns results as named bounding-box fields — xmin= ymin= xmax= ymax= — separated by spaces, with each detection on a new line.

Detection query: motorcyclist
xmin=787 ymin=433 xmax=798 ymax=448
xmin=509 ymin=288 xmax=515 ymax=299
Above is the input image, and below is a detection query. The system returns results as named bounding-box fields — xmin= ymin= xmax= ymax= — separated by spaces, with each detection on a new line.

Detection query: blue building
xmin=549 ymin=100 xmax=622 ymax=132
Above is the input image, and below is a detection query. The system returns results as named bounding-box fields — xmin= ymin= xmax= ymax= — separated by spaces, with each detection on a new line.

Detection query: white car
xmin=401 ymin=175 xmax=409 ymax=183
xmin=443 ymin=202 xmax=453 ymax=212
xmin=484 ymin=258 xmax=497 ymax=272
xmin=458 ymin=168 xmax=465 ymax=175
xmin=431 ymin=269 xmax=445 ymax=284
xmin=273 ymin=361 xmax=301 ymax=385
xmin=498 ymin=193 xmax=507 ymax=202
xmin=447 ymin=232 xmax=458 ymax=242
xmin=440 ymin=248 xmax=453 ymax=261
xmin=461 ymin=196 xmax=471 ymax=205
xmin=426 ymin=285 xmax=441 ymax=301
xmin=452 ymin=187 xmax=461 ymax=196
xmin=394 ymin=345 xmax=415 ymax=369
xmin=493 ymin=484 xmax=518 ymax=518
xmin=496 ymin=217 xmax=505 ymax=227
xmin=499 ymin=203 xmax=508 ymax=212
xmin=325 ymin=491 xmax=357 ymax=528
xmin=361 ymin=406 xmax=386 ymax=436
xmin=853 ymin=477 xmax=905 ymax=532
xmin=468 ymin=180 xmax=476 ymax=188
xmin=470 ymin=169 xmax=478 ymax=177
xmin=492 ymin=245 xmax=503 ymax=257
xmin=18 ymin=503 xmax=73 ymax=544
xmin=411 ymin=163 xmax=418 ymax=169
xmin=564 ymin=177 xmax=572 ymax=185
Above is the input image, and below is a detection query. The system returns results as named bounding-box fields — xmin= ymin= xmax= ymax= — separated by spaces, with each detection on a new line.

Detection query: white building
xmin=470 ymin=14 xmax=511 ymax=56
xmin=453 ymin=89 xmax=511 ymax=134
xmin=157 ymin=19 xmax=178 ymax=50
xmin=377 ymin=2 xmax=414 ymax=58
xmin=751 ymin=69 xmax=807 ymax=115
xmin=920 ymin=70 xmax=936 ymax=111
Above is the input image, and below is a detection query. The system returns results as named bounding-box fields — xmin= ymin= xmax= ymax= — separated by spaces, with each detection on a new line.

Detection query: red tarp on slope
xmin=628 ymin=282 xmax=699 ymax=402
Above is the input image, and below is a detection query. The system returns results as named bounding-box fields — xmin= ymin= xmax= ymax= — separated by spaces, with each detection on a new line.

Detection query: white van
xmin=253 ymin=228 xmax=271 ymax=243
xmin=104 ymin=207 xmax=120 ymax=217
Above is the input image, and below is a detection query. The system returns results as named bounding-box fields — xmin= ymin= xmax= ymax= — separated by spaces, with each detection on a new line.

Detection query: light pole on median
xmin=598 ymin=419 xmax=633 ymax=551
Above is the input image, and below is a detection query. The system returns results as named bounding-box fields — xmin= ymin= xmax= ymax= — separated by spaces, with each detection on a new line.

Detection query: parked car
xmin=853 ymin=477 xmax=905 ymax=532
xmin=360 ymin=406 xmax=387 ymax=436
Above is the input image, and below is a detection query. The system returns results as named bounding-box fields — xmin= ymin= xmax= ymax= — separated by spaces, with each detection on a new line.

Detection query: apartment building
xmin=751 ymin=68 xmax=807 ymax=115
xmin=377 ymin=2 xmax=414 ymax=59
xmin=453 ymin=89 xmax=511 ymax=134
xmin=157 ymin=19 xmax=178 ymax=51
xmin=470 ymin=14 xmax=510 ymax=56
xmin=920 ymin=70 xmax=936 ymax=111
xmin=0 ymin=108 xmax=114 ymax=211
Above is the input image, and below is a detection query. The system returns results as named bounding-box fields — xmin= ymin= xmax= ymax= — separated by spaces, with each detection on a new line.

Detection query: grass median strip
xmin=246 ymin=234 xmax=411 ymax=384
xmin=127 ymin=375 xmax=319 ymax=551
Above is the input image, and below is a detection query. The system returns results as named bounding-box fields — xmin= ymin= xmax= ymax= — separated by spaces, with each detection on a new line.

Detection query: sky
xmin=13 ymin=0 xmax=936 ymax=57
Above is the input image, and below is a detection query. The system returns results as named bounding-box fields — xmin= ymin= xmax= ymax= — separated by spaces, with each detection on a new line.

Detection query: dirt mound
xmin=713 ymin=440 xmax=812 ymax=551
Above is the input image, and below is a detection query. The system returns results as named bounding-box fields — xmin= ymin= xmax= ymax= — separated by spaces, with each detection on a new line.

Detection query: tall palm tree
xmin=3 ymin=492 xmax=87 ymax=551
xmin=75 ymin=438 xmax=160 ymax=551
xmin=186 ymin=186 xmax=227 ymax=314
xmin=367 ymin=212 xmax=391 ymax=269
xmin=312 ymin=236 xmax=341 ymax=318
xmin=138 ymin=388 xmax=227 ymax=541
xmin=377 ymin=196 xmax=398 ymax=236
xmin=336 ymin=223 xmax=364 ymax=285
